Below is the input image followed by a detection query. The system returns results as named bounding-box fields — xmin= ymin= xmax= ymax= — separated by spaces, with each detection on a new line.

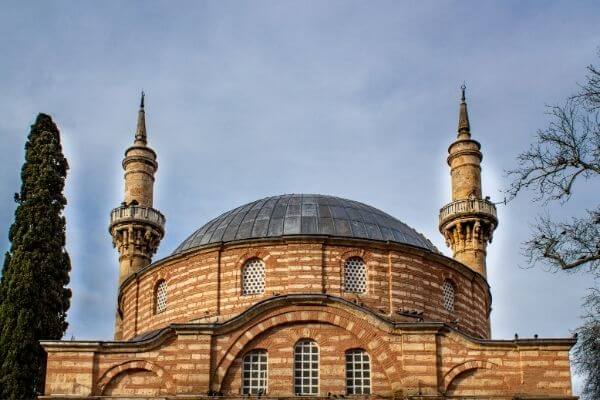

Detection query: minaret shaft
xmin=439 ymin=87 xmax=497 ymax=277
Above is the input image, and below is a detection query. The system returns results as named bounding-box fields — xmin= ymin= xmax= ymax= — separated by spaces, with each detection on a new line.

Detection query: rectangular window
xmin=242 ymin=350 xmax=268 ymax=394
xmin=346 ymin=349 xmax=371 ymax=395
xmin=294 ymin=340 xmax=319 ymax=395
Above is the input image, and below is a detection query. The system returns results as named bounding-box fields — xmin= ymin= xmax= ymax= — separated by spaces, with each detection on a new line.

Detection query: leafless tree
xmin=572 ymin=289 xmax=600 ymax=399
xmin=506 ymin=52 xmax=600 ymax=400
xmin=507 ymin=59 xmax=600 ymax=273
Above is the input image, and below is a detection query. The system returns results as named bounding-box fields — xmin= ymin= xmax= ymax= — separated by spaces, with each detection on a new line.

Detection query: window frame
xmin=154 ymin=279 xmax=167 ymax=315
xmin=241 ymin=349 xmax=268 ymax=395
xmin=241 ymin=258 xmax=266 ymax=296
xmin=293 ymin=339 xmax=319 ymax=396
xmin=345 ymin=348 xmax=372 ymax=395
xmin=343 ymin=257 xmax=368 ymax=294
xmin=442 ymin=279 xmax=456 ymax=313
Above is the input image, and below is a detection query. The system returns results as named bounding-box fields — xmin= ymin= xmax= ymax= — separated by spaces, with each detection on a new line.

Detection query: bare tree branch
xmin=573 ymin=51 xmax=600 ymax=111
xmin=506 ymin=55 xmax=600 ymax=277
xmin=523 ymin=207 xmax=600 ymax=274
xmin=505 ymin=101 xmax=600 ymax=202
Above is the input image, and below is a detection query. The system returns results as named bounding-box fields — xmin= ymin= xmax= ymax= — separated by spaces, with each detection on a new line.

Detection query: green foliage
xmin=0 ymin=114 xmax=72 ymax=399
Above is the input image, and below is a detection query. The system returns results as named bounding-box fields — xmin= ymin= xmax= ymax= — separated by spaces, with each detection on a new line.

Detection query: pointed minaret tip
xmin=457 ymin=83 xmax=471 ymax=138
xmin=134 ymin=91 xmax=147 ymax=145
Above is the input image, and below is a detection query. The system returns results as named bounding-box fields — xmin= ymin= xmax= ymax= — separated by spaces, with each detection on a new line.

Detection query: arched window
xmin=155 ymin=280 xmax=167 ymax=314
xmin=442 ymin=280 xmax=455 ymax=312
xmin=294 ymin=340 xmax=319 ymax=395
xmin=242 ymin=259 xmax=265 ymax=295
xmin=242 ymin=350 xmax=268 ymax=395
xmin=343 ymin=257 xmax=367 ymax=294
xmin=345 ymin=349 xmax=371 ymax=395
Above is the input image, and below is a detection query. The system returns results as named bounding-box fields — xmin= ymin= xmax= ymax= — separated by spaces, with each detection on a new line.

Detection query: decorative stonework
xmin=109 ymin=207 xmax=164 ymax=259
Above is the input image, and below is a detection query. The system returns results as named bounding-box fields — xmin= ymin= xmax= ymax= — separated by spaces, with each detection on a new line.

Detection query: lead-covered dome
xmin=173 ymin=194 xmax=437 ymax=255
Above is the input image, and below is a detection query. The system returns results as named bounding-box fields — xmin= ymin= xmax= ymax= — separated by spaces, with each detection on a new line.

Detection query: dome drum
xmin=117 ymin=236 xmax=491 ymax=341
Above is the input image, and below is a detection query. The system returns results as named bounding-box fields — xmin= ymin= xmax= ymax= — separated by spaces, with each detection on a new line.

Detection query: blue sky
xmin=0 ymin=1 xmax=598 ymax=394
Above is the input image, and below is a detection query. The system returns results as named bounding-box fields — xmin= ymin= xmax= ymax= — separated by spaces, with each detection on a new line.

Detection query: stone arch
xmin=443 ymin=359 xmax=499 ymax=392
xmin=96 ymin=360 xmax=174 ymax=395
xmin=213 ymin=305 xmax=398 ymax=391
xmin=338 ymin=248 xmax=374 ymax=265
xmin=235 ymin=249 xmax=273 ymax=270
xmin=220 ymin=328 xmax=334 ymax=393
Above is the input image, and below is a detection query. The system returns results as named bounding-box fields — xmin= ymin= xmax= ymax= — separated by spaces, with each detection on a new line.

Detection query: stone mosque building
xmin=41 ymin=89 xmax=576 ymax=399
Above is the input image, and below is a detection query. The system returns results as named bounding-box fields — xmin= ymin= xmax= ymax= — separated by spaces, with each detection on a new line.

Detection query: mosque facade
xmin=41 ymin=90 xmax=576 ymax=399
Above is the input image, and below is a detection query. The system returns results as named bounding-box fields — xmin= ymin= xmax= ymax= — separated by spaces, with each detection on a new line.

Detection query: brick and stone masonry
xmin=40 ymin=91 xmax=577 ymax=399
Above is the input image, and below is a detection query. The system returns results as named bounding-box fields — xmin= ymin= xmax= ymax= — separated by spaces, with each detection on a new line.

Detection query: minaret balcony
xmin=109 ymin=205 xmax=165 ymax=232
xmin=439 ymin=198 xmax=498 ymax=229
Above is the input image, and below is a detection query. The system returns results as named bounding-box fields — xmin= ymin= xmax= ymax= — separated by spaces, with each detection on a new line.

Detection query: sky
xmin=0 ymin=1 xmax=598 ymax=394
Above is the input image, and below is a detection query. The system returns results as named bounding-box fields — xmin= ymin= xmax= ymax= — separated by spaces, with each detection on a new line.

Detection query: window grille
xmin=442 ymin=280 xmax=455 ymax=312
xmin=242 ymin=259 xmax=265 ymax=295
xmin=294 ymin=340 xmax=319 ymax=396
xmin=345 ymin=349 xmax=371 ymax=395
xmin=155 ymin=280 xmax=167 ymax=314
xmin=343 ymin=257 xmax=367 ymax=293
xmin=242 ymin=350 xmax=268 ymax=395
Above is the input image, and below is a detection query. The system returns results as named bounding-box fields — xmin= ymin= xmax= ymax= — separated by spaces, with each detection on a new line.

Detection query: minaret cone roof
xmin=134 ymin=91 xmax=147 ymax=145
xmin=457 ymin=84 xmax=471 ymax=139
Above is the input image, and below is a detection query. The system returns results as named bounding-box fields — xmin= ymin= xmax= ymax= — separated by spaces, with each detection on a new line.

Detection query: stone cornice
xmin=41 ymin=294 xmax=576 ymax=353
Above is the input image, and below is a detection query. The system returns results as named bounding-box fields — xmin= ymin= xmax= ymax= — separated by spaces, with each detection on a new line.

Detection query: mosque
xmin=41 ymin=89 xmax=576 ymax=399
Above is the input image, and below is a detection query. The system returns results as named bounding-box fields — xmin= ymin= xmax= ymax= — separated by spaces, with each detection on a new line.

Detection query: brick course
xmin=117 ymin=238 xmax=490 ymax=341
xmin=42 ymin=274 xmax=575 ymax=399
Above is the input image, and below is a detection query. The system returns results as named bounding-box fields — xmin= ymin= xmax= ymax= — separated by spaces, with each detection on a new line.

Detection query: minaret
xmin=439 ymin=86 xmax=497 ymax=277
xmin=109 ymin=93 xmax=165 ymax=285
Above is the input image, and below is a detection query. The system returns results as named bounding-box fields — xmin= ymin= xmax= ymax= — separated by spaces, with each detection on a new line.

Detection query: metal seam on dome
xmin=263 ymin=196 xmax=278 ymax=237
xmin=258 ymin=196 xmax=277 ymax=238
xmin=235 ymin=200 xmax=259 ymax=240
xmin=246 ymin=198 xmax=264 ymax=239
xmin=226 ymin=203 xmax=251 ymax=242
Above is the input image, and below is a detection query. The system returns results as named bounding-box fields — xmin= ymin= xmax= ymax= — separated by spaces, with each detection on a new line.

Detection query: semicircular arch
xmin=443 ymin=359 xmax=500 ymax=392
xmin=212 ymin=305 xmax=398 ymax=391
xmin=96 ymin=360 xmax=174 ymax=395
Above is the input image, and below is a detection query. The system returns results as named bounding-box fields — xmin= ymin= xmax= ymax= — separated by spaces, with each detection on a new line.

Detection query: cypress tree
xmin=0 ymin=114 xmax=71 ymax=399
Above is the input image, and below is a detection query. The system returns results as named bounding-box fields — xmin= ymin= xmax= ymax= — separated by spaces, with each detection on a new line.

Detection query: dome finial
xmin=140 ymin=91 xmax=145 ymax=109
xmin=457 ymin=83 xmax=470 ymax=138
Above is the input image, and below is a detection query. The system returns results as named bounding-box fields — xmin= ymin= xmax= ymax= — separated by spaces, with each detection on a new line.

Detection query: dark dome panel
xmin=173 ymin=194 xmax=438 ymax=255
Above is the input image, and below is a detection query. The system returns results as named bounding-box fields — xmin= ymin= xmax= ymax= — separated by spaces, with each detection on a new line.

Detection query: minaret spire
xmin=457 ymin=84 xmax=471 ymax=138
xmin=134 ymin=91 xmax=147 ymax=145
